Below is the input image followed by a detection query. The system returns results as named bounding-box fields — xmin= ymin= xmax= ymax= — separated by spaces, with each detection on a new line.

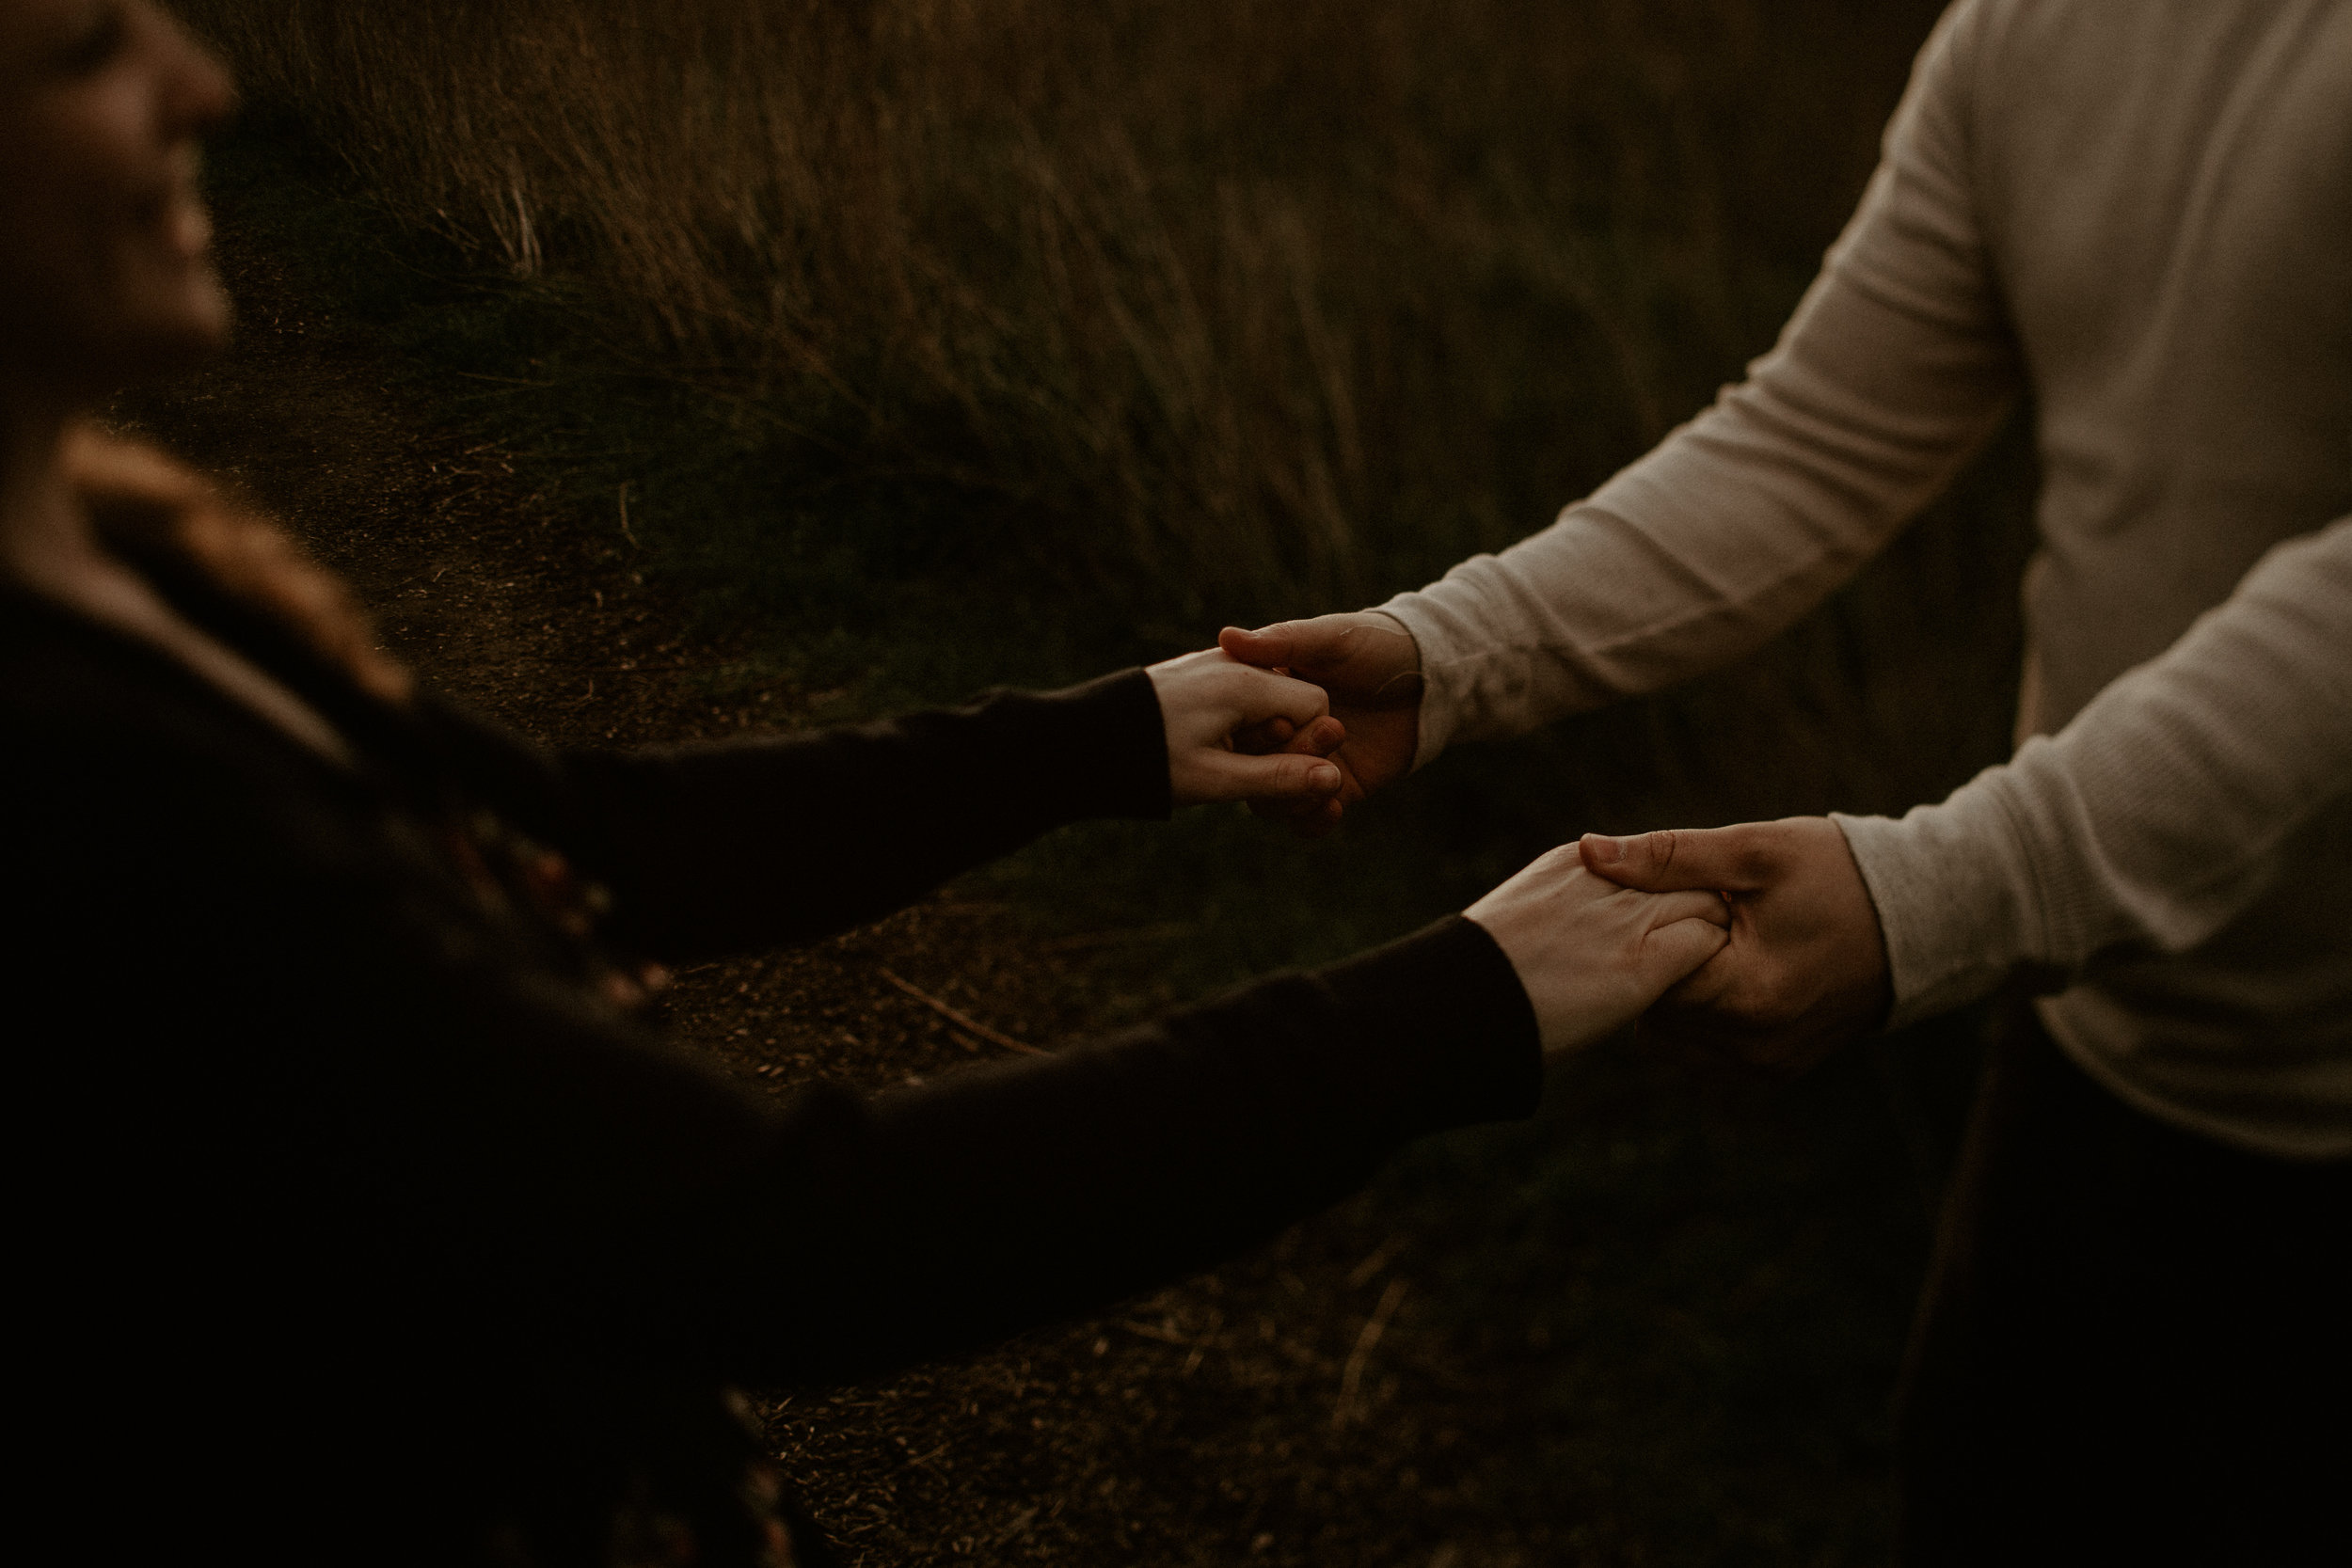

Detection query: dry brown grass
xmin=172 ymin=0 xmax=1949 ymax=623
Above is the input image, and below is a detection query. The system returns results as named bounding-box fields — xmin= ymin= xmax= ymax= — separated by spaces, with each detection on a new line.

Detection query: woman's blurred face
xmin=0 ymin=0 xmax=233 ymax=394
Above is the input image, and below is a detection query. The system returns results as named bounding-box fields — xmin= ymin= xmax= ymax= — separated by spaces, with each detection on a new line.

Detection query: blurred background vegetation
xmin=172 ymin=0 xmax=2036 ymax=965
xmin=168 ymin=1 xmax=2035 ymax=1559
xmin=175 ymin=0 xmax=2022 ymax=672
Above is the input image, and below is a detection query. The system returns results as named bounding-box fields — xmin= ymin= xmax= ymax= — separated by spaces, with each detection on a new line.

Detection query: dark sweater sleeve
xmin=649 ymin=914 xmax=1541 ymax=1387
xmin=14 ymin=600 xmax=1548 ymax=1557
xmin=543 ymin=670 xmax=1172 ymax=958
xmin=17 ymin=640 xmax=1534 ymax=1409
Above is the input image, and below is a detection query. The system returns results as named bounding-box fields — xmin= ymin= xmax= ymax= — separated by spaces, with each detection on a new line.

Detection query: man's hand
xmin=1579 ymin=818 xmax=1891 ymax=1072
xmin=1146 ymin=648 xmax=1347 ymax=809
xmin=1465 ymin=846 xmax=1733 ymax=1058
xmin=1218 ymin=613 xmax=1422 ymax=835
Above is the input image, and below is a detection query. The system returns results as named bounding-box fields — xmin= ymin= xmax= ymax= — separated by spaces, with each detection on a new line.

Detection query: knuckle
xmin=1730 ymin=830 xmax=1780 ymax=881
xmin=1647 ymin=830 xmax=1678 ymax=876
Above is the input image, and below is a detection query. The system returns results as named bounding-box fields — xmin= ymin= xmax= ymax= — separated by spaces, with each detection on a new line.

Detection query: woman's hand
xmin=1465 ymin=845 xmax=1733 ymax=1057
xmin=1218 ymin=613 xmax=1423 ymax=836
xmin=1147 ymin=648 xmax=1348 ymax=810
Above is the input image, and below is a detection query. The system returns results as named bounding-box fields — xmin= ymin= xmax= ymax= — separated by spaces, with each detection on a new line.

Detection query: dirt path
xmin=110 ymin=219 xmax=1555 ymax=1568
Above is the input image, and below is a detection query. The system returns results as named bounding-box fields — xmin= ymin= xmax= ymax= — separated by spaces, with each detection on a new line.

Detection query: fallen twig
xmin=1345 ymin=1234 xmax=1406 ymax=1290
xmin=1332 ymin=1276 xmax=1409 ymax=1430
xmin=1118 ymin=1318 xmax=1191 ymax=1346
xmin=877 ymin=968 xmax=1047 ymax=1055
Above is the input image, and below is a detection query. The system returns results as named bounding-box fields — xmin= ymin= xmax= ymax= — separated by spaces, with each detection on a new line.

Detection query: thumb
xmin=1640 ymin=914 xmax=1733 ymax=991
xmin=1218 ymin=624 xmax=1297 ymax=670
xmin=1197 ymin=749 xmax=1344 ymax=804
xmin=1581 ymin=827 xmax=1767 ymax=894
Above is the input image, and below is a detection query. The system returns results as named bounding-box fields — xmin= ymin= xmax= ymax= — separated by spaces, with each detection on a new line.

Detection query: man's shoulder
xmin=1953 ymin=0 xmax=2348 ymax=111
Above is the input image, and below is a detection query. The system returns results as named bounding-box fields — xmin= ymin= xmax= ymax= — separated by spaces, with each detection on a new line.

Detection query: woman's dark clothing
xmin=1897 ymin=1006 xmax=2351 ymax=1567
xmin=3 ymin=581 xmax=1538 ymax=1562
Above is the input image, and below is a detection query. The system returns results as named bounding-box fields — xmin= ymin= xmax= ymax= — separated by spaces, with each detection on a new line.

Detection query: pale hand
xmin=1145 ymin=648 xmax=1347 ymax=809
xmin=1579 ymin=817 xmax=1892 ymax=1072
xmin=1217 ymin=613 xmax=1423 ymax=836
xmin=1464 ymin=845 xmax=1733 ymax=1058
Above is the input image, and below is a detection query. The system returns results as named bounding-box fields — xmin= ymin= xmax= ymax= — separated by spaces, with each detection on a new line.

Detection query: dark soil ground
xmin=113 ymin=194 xmax=1964 ymax=1568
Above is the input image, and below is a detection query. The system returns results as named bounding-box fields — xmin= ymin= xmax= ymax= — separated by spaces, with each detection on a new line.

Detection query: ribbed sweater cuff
xmin=1835 ymin=784 xmax=2035 ymax=1030
xmin=1368 ymin=596 xmax=1458 ymax=772
xmin=1314 ymin=914 xmax=1543 ymax=1132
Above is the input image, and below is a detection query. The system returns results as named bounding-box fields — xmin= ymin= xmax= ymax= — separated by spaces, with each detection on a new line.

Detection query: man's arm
xmin=1231 ymin=0 xmax=2020 ymax=790
xmin=1838 ymin=515 xmax=2352 ymax=1028
xmin=1579 ymin=516 xmax=2352 ymax=1062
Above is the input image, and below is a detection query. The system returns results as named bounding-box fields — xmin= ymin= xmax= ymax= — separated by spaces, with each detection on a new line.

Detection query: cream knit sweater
xmin=1374 ymin=0 xmax=2352 ymax=1159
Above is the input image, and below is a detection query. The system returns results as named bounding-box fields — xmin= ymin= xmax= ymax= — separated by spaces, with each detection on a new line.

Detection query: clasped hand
xmin=1145 ymin=647 xmax=1349 ymax=809
xmin=1452 ymin=821 xmax=1895 ymax=1068
xmin=1464 ymin=847 xmax=1732 ymax=1057
xmin=1576 ymin=819 xmax=1892 ymax=1072
xmin=1204 ymin=616 xmax=1895 ymax=1069
xmin=1145 ymin=643 xmax=1741 ymax=1054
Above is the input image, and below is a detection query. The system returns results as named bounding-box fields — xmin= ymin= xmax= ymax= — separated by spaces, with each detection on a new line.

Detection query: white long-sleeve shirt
xmin=1374 ymin=0 xmax=2352 ymax=1158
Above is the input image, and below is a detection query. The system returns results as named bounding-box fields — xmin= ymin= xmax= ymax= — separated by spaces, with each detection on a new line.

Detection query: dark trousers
xmin=1897 ymin=1007 xmax=2350 ymax=1565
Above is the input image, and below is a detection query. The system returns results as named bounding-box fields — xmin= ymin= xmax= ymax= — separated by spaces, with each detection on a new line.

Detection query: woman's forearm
xmin=559 ymin=670 xmax=1171 ymax=958
xmin=702 ymin=916 xmax=1539 ymax=1386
